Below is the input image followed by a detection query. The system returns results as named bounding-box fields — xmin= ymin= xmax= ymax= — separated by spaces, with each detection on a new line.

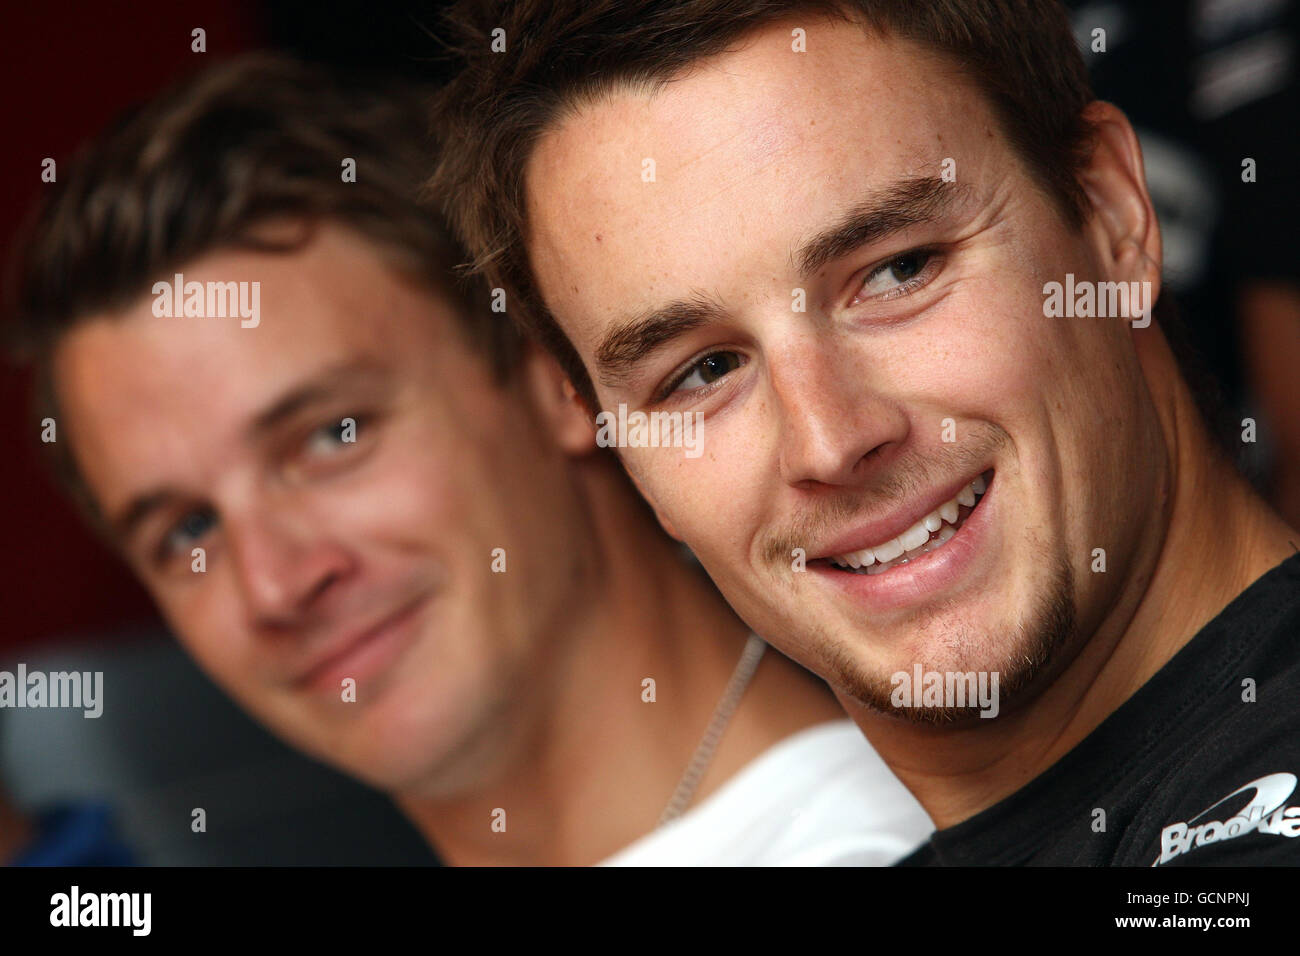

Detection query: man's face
xmin=525 ymin=19 xmax=1162 ymax=719
xmin=54 ymin=224 xmax=594 ymax=791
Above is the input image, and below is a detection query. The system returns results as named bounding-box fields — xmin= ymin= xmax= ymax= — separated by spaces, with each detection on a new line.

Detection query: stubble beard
xmin=826 ymin=551 xmax=1078 ymax=725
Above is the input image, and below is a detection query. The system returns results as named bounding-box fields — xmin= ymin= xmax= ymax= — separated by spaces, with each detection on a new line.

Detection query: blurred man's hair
xmin=4 ymin=53 xmax=523 ymax=527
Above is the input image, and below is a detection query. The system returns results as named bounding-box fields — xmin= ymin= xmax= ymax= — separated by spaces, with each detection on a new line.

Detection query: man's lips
xmin=809 ymin=468 xmax=994 ymax=560
xmin=288 ymin=591 xmax=432 ymax=689
xmin=807 ymin=467 xmax=998 ymax=613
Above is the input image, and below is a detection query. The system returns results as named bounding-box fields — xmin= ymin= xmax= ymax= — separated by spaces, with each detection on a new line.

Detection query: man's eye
xmin=305 ymin=415 xmax=365 ymax=457
xmin=856 ymin=249 xmax=938 ymax=301
xmin=672 ymin=351 xmax=744 ymax=394
xmin=160 ymin=507 xmax=217 ymax=559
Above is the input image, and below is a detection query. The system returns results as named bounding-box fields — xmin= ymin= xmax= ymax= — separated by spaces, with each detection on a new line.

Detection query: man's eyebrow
xmin=247 ymin=358 xmax=389 ymax=438
xmin=108 ymin=359 xmax=390 ymax=548
xmin=593 ymin=292 xmax=728 ymax=390
xmin=795 ymin=176 xmax=970 ymax=279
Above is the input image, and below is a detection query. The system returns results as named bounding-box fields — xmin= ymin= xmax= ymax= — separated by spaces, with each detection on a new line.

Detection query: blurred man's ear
xmin=519 ymin=342 xmax=685 ymax=540
xmin=519 ymin=341 xmax=599 ymax=455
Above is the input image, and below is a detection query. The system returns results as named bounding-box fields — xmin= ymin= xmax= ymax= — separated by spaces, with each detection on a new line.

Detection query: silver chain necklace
xmin=658 ymin=633 xmax=768 ymax=826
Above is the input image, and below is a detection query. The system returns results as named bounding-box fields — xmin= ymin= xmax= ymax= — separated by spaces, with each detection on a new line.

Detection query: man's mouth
xmin=824 ymin=469 xmax=992 ymax=576
xmin=291 ymin=591 xmax=432 ymax=691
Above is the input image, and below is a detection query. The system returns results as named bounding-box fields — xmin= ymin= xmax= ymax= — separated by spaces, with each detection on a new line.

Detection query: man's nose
xmin=769 ymin=333 xmax=908 ymax=488
xmin=224 ymin=503 xmax=354 ymax=627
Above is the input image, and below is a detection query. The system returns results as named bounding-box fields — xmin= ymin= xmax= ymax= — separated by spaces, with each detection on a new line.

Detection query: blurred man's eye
xmin=159 ymin=506 xmax=218 ymax=562
xmin=303 ymin=414 xmax=368 ymax=458
xmin=281 ymin=411 xmax=383 ymax=485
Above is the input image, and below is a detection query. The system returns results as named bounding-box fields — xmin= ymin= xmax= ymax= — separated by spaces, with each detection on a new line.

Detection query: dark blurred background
xmin=0 ymin=0 xmax=1296 ymax=864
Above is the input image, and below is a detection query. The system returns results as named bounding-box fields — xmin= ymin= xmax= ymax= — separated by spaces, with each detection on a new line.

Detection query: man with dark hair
xmin=6 ymin=55 xmax=932 ymax=865
xmin=431 ymin=1 xmax=1300 ymax=864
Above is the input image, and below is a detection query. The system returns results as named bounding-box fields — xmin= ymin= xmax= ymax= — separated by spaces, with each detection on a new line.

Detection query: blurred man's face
xmin=54 ymin=224 xmax=594 ymax=791
xmin=525 ymin=19 xmax=1163 ymax=719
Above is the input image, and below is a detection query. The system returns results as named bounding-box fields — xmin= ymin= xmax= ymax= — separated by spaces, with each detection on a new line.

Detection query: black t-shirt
xmin=900 ymin=551 xmax=1300 ymax=866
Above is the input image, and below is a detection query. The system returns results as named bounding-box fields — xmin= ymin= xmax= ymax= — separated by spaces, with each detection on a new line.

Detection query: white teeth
xmin=828 ymin=473 xmax=990 ymax=571
xmin=831 ymin=548 xmax=873 ymax=570
xmin=899 ymin=522 xmax=931 ymax=551
xmin=873 ymin=537 xmax=905 ymax=563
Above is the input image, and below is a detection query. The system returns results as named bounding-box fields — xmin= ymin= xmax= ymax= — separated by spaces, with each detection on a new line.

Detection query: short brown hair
xmin=5 ymin=53 xmax=523 ymax=525
xmin=428 ymin=0 xmax=1098 ymax=409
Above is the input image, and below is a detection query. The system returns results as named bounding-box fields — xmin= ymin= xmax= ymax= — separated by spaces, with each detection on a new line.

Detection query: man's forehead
xmin=526 ymin=17 xmax=994 ymax=345
xmin=530 ymin=16 xmax=981 ymax=184
xmin=58 ymin=257 xmax=375 ymax=409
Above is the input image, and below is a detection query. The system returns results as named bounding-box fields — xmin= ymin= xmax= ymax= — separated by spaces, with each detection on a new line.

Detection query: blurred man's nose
xmin=224 ymin=500 xmax=354 ymax=628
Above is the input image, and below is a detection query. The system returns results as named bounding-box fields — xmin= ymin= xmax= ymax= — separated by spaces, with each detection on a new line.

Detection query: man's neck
xmin=850 ymin=335 xmax=1299 ymax=829
xmin=395 ymin=462 xmax=844 ymax=865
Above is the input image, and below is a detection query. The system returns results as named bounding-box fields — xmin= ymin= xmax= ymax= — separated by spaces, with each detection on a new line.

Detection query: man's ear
xmin=1077 ymin=101 xmax=1163 ymax=301
xmin=519 ymin=341 xmax=598 ymax=455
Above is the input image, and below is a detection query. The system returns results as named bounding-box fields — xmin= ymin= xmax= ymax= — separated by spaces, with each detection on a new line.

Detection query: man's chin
xmin=828 ymin=553 xmax=1078 ymax=726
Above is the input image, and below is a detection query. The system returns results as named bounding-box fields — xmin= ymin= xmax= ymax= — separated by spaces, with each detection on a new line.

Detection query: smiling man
xmin=5 ymin=56 xmax=933 ymax=866
xmin=431 ymin=1 xmax=1300 ymax=864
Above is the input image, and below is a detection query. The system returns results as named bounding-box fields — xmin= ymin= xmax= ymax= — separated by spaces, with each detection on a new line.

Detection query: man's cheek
xmin=331 ymin=460 xmax=454 ymax=541
xmin=683 ymin=490 xmax=761 ymax=577
xmin=943 ymin=301 xmax=1066 ymax=413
